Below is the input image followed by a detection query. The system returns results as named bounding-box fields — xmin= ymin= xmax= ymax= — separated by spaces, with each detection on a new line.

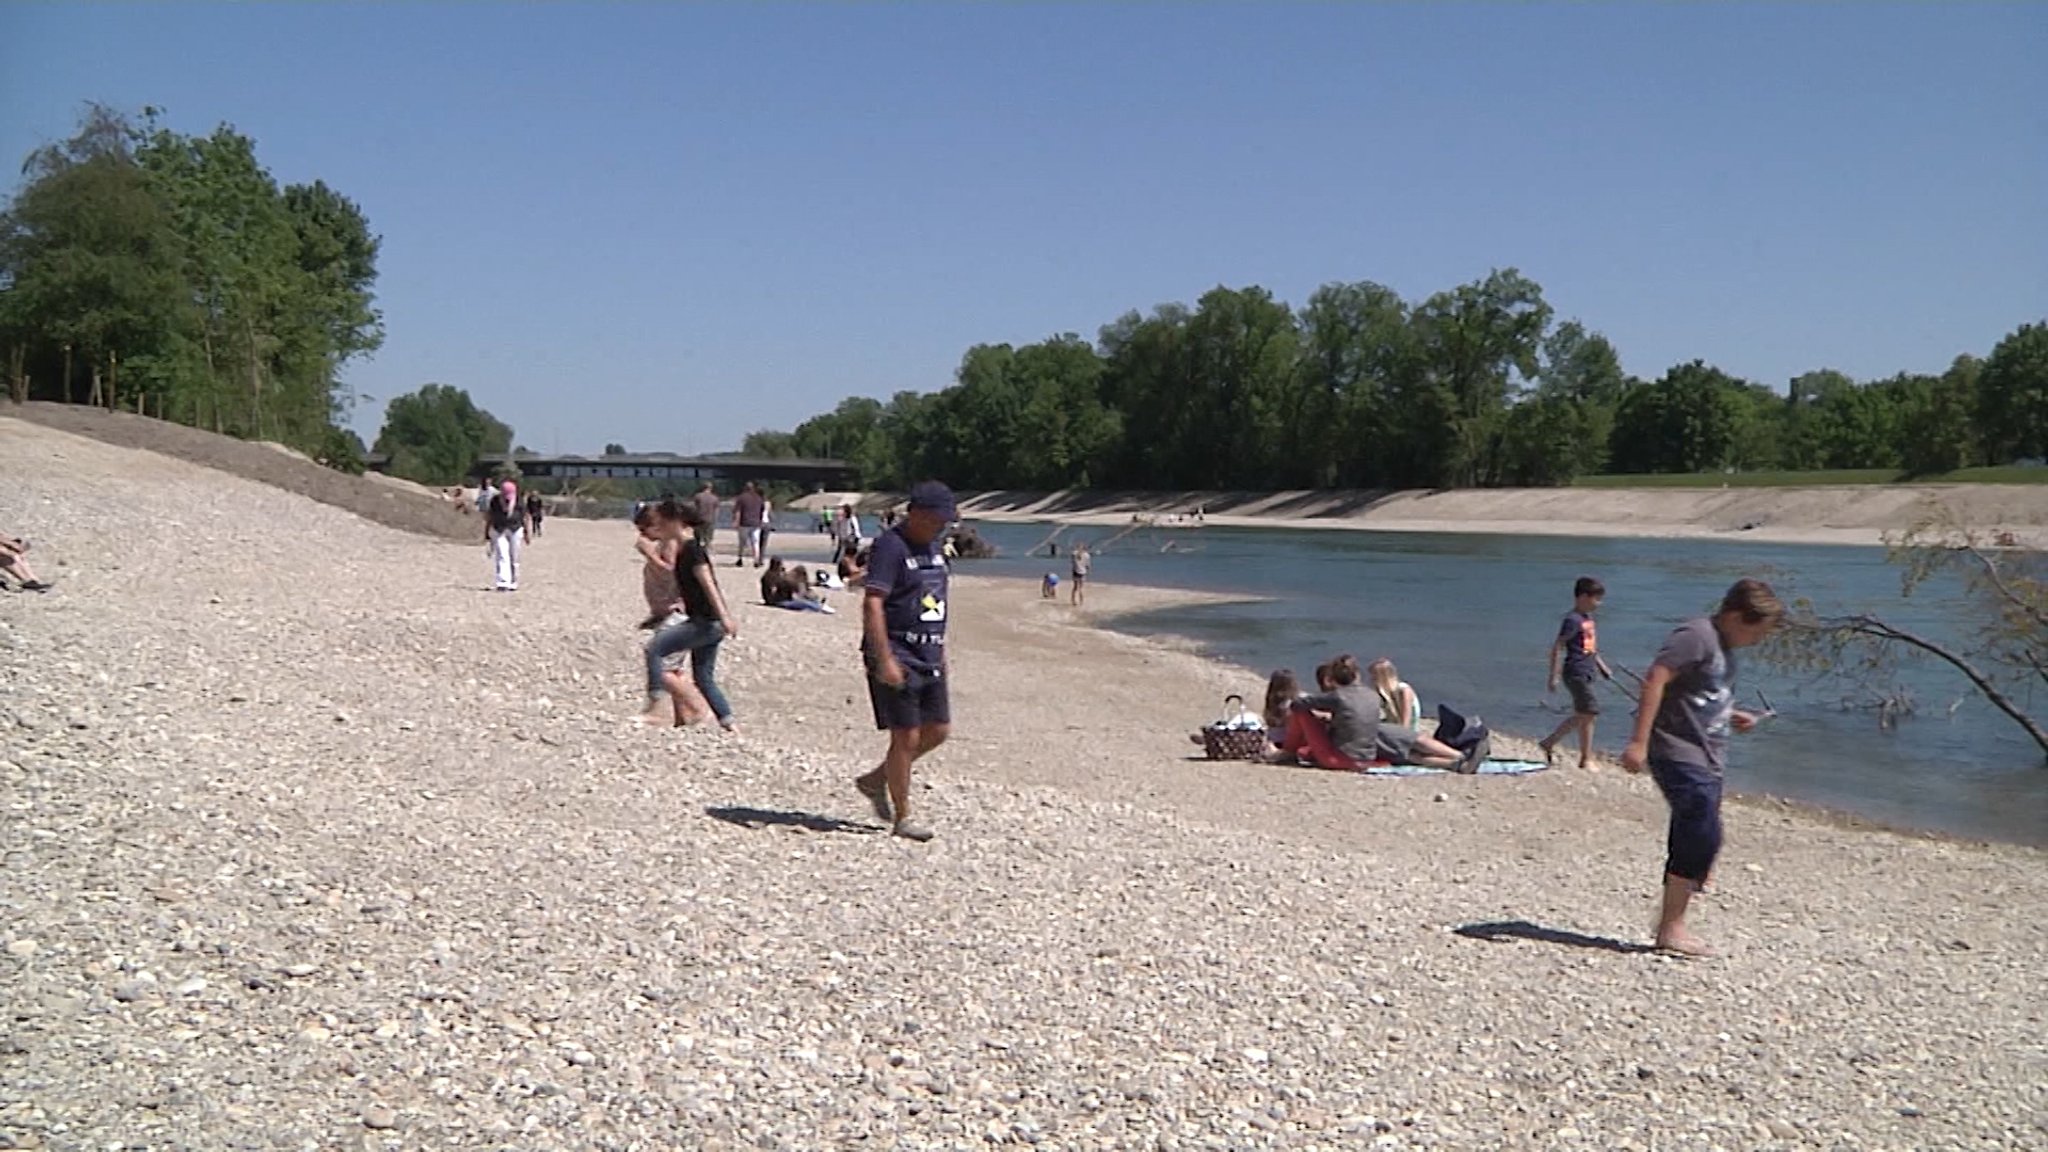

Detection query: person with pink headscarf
xmin=484 ymin=477 xmax=531 ymax=591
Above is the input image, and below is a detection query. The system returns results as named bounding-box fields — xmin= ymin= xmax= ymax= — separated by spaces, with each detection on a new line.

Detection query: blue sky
xmin=4 ymin=3 xmax=2044 ymax=456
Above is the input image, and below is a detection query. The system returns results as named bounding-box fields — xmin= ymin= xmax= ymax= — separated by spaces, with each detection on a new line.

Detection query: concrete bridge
xmin=463 ymin=452 xmax=857 ymax=491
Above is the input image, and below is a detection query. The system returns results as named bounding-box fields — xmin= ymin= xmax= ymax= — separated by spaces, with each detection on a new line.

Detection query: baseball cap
xmin=906 ymin=480 xmax=957 ymax=522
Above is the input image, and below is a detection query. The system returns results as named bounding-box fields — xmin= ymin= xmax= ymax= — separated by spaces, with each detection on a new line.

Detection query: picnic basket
xmin=1200 ymin=694 xmax=1270 ymax=761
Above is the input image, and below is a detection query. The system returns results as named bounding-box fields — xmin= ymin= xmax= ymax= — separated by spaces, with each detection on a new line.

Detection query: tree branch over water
xmin=1762 ymin=507 xmax=2047 ymax=763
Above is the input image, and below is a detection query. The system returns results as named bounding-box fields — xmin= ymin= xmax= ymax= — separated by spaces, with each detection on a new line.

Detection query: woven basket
xmin=1201 ymin=694 xmax=1270 ymax=761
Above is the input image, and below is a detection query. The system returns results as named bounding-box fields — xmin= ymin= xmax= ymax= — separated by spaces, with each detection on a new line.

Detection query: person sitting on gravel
xmin=761 ymin=557 xmax=831 ymax=614
xmin=835 ymin=543 xmax=870 ymax=589
xmin=1262 ymin=668 xmax=1302 ymax=740
xmin=0 ymin=533 xmax=53 ymax=593
xmin=1368 ymin=658 xmax=1422 ymax=731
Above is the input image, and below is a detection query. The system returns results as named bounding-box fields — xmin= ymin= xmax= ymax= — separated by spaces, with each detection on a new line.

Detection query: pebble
xmin=5 ymin=939 xmax=36 ymax=959
xmin=361 ymin=1106 xmax=397 ymax=1130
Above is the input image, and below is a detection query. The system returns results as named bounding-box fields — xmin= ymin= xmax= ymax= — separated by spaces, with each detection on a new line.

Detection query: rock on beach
xmin=0 ymin=414 xmax=2043 ymax=1150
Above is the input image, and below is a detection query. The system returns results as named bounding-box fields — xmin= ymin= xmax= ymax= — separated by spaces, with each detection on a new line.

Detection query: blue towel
xmin=1358 ymin=758 xmax=1549 ymax=778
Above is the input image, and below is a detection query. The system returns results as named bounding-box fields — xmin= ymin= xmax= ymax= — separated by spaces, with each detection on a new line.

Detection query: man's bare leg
xmin=857 ymin=723 xmax=948 ymax=829
xmin=1577 ymin=715 xmax=1598 ymax=770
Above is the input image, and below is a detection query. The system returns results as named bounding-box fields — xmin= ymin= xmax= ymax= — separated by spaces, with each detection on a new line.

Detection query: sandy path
xmin=2 ymin=417 xmax=2043 ymax=1150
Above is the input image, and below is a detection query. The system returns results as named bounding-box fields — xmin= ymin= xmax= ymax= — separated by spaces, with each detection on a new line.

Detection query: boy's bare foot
xmin=1654 ymin=930 xmax=1717 ymax=958
xmin=1538 ymin=740 xmax=1556 ymax=767
xmin=1579 ymin=759 xmax=1599 ymax=772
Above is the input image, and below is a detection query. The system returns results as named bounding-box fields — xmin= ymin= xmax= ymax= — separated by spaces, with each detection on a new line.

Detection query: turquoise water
xmin=959 ymin=519 xmax=2048 ymax=846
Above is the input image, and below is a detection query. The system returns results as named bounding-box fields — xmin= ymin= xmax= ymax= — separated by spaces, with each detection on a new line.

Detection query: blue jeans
xmin=645 ymin=619 xmax=732 ymax=724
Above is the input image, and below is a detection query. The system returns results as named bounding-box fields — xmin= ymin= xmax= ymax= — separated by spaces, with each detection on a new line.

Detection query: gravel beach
xmin=3 ymin=416 xmax=2043 ymax=1151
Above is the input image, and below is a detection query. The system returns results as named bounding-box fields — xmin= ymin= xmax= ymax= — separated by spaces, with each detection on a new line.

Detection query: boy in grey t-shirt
xmin=1621 ymin=578 xmax=1785 ymax=957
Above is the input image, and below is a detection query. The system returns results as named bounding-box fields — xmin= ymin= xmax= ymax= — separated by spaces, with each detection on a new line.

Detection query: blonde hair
xmin=1368 ymin=658 xmax=1404 ymax=725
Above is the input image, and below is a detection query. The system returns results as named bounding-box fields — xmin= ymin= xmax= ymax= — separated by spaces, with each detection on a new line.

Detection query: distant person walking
xmin=833 ymin=503 xmax=863 ymax=565
xmin=853 ymin=482 xmax=956 ymax=842
xmin=525 ymin=492 xmax=546 ymax=538
xmin=1621 ymin=578 xmax=1784 ymax=957
xmin=637 ymin=498 xmax=741 ymax=732
xmin=690 ymin=482 xmax=719 ymax=553
xmin=732 ymin=481 xmax=767 ymax=568
xmin=1540 ymin=576 xmax=1614 ymax=768
xmin=484 ymin=478 xmax=530 ymax=591
xmin=1069 ymin=542 xmax=1092 ymax=607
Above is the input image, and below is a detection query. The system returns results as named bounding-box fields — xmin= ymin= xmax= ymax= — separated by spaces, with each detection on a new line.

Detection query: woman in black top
xmin=638 ymin=498 xmax=742 ymax=731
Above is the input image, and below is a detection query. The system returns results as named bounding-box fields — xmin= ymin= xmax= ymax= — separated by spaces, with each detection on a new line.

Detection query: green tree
xmin=373 ymin=383 xmax=513 ymax=485
xmin=739 ymin=430 xmax=796 ymax=458
xmin=1608 ymin=361 xmax=1751 ymax=474
xmin=1892 ymin=356 xmax=1981 ymax=475
xmin=1098 ymin=304 xmax=1194 ymax=486
xmin=602 ymin=443 xmax=628 ymax=456
xmin=1976 ymin=320 xmax=2048 ymax=463
xmin=1294 ymin=281 xmax=1413 ymax=487
xmin=0 ymin=105 xmax=187 ymax=406
xmin=1404 ymin=269 xmax=1552 ymax=486
xmin=1528 ymin=320 xmax=1625 ymax=476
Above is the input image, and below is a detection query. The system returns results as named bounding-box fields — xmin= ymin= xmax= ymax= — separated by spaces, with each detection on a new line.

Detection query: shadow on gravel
xmin=1453 ymin=920 xmax=1654 ymax=955
xmin=704 ymin=806 xmax=882 ymax=835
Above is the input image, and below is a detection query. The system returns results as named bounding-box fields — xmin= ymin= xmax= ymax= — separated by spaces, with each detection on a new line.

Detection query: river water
xmin=957 ymin=518 xmax=2047 ymax=846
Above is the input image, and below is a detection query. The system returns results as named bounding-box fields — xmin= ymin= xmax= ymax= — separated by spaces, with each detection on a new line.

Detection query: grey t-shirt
xmin=1295 ymin=684 xmax=1383 ymax=764
xmin=1649 ymin=617 xmax=1736 ymax=772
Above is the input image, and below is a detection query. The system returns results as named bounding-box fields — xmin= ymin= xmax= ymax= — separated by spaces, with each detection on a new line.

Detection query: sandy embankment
xmin=957 ymin=485 xmax=2048 ymax=548
xmin=3 ymin=415 xmax=2043 ymax=1149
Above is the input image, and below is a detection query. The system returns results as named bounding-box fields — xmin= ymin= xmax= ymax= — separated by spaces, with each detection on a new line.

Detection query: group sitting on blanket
xmin=1261 ymin=655 xmax=1487 ymax=774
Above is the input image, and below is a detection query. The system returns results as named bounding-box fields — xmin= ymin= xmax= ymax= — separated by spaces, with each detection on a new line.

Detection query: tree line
xmin=747 ymin=271 xmax=2048 ymax=491
xmin=2 ymin=106 xmax=382 ymax=467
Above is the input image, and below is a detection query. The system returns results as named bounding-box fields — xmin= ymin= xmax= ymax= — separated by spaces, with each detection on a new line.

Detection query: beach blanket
xmin=1357 ymin=758 xmax=1548 ymax=778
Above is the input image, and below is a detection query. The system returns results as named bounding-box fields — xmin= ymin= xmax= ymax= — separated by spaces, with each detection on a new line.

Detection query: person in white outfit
xmin=484 ymin=478 xmax=531 ymax=591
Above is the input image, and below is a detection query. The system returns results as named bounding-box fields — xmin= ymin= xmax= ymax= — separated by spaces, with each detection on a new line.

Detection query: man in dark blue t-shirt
xmin=852 ymin=481 xmax=955 ymax=842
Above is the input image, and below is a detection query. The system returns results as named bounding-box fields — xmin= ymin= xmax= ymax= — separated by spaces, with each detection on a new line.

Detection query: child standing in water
xmin=1541 ymin=576 xmax=1614 ymax=768
xmin=1621 ymin=578 xmax=1784 ymax=957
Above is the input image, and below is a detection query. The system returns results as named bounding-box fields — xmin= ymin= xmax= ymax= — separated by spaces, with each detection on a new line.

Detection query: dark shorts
xmin=868 ymin=664 xmax=950 ymax=731
xmin=1565 ymin=676 xmax=1600 ymax=716
xmin=1649 ymin=757 xmax=1724 ymax=885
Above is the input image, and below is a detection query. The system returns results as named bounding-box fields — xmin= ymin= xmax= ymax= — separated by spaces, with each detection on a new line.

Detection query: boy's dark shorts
xmin=1565 ymin=676 xmax=1600 ymax=716
xmin=869 ymin=665 xmax=950 ymax=731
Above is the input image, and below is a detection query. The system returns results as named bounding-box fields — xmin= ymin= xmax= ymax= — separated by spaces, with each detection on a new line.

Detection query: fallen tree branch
xmin=1805 ymin=613 xmax=2048 ymax=762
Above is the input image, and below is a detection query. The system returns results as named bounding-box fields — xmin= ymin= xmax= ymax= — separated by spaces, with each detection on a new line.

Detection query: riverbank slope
xmin=2 ymin=416 xmax=2041 ymax=1149
xmin=957 ymin=484 xmax=2048 ymax=547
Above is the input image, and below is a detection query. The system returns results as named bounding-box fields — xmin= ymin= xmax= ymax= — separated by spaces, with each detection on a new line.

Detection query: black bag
xmin=1435 ymin=704 xmax=1491 ymax=754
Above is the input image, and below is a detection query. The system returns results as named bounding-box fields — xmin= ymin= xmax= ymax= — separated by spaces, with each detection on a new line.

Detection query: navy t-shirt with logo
xmin=864 ymin=526 xmax=949 ymax=671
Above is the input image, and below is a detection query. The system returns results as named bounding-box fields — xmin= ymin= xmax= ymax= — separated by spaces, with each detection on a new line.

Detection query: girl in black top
xmin=637 ymin=498 xmax=741 ymax=732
